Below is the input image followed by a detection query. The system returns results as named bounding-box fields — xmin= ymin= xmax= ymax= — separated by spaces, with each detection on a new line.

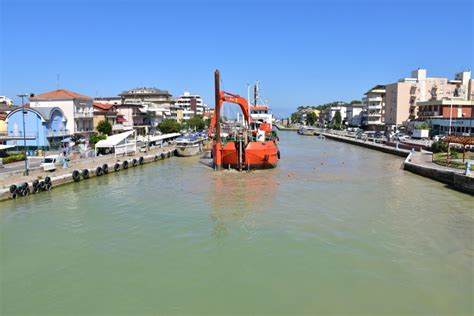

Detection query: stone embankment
xmin=316 ymin=131 xmax=474 ymax=195
xmin=0 ymin=146 xmax=176 ymax=202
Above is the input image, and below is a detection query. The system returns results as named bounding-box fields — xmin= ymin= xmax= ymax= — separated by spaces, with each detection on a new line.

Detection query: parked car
xmin=40 ymin=155 xmax=63 ymax=172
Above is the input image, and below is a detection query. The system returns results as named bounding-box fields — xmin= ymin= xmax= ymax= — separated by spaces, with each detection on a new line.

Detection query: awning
xmin=147 ymin=133 xmax=181 ymax=142
xmin=61 ymin=137 xmax=72 ymax=143
xmin=0 ymin=144 xmax=15 ymax=150
xmin=95 ymin=130 xmax=135 ymax=148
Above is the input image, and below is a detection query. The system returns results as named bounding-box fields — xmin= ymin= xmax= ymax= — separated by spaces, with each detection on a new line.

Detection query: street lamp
xmin=17 ymin=93 xmax=29 ymax=176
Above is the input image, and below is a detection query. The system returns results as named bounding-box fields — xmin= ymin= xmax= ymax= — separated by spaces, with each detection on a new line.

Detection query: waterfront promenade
xmin=0 ymin=145 xmax=176 ymax=201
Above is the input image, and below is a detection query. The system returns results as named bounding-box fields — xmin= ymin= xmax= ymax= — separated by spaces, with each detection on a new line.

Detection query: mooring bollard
xmin=465 ymin=161 xmax=471 ymax=176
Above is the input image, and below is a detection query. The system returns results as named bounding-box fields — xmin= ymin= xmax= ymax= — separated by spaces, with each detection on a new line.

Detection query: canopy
xmin=0 ymin=144 xmax=15 ymax=150
xmin=147 ymin=133 xmax=181 ymax=142
xmin=95 ymin=130 xmax=135 ymax=148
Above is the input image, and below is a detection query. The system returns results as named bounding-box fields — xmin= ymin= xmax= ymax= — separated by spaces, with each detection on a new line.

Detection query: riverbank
xmin=0 ymin=145 xmax=176 ymax=202
xmin=318 ymin=131 xmax=474 ymax=195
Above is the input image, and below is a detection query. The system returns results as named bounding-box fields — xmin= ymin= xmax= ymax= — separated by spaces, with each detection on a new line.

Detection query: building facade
xmin=173 ymin=92 xmax=207 ymax=122
xmin=362 ymin=85 xmax=386 ymax=130
xmin=29 ymin=89 xmax=93 ymax=136
xmin=384 ymin=69 xmax=472 ymax=130
xmin=6 ymin=107 xmax=67 ymax=148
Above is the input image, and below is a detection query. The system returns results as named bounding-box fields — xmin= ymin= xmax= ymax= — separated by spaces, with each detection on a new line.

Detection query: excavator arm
xmin=208 ymin=91 xmax=250 ymax=136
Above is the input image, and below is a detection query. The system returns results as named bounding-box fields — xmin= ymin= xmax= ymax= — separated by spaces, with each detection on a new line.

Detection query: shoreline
xmin=316 ymin=131 xmax=474 ymax=195
xmin=0 ymin=146 xmax=176 ymax=202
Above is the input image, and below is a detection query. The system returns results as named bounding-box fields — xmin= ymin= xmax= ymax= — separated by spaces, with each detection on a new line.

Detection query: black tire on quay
xmin=32 ymin=179 xmax=39 ymax=188
xmin=160 ymin=153 xmax=165 ymax=159
xmin=9 ymin=185 xmax=17 ymax=194
xmin=32 ymin=186 xmax=39 ymax=194
xmin=82 ymin=169 xmax=90 ymax=179
xmin=114 ymin=163 xmax=120 ymax=171
xmin=102 ymin=164 xmax=109 ymax=174
xmin=21 ymin=188 xmax=29 ymax=196
xmin=22 ymin=182 xmax=29 ymax=190
xmin=167 ymin=151 xmax=171 ymax=158
xmin=139 ymin=157 xmax=144 ymax=165
xmin=122 ymin=160 xmax=129 ymax=169
xmin=46 ymin=183 xmax=52 ymax=191
xmin=154 ymin=155 xmax=158 ymax=161
xmin=72 ymin=170 xmax=81 ymax=182
xmin=96 ymin=166 xmax=103 ymax=176
xmin=39 ymin=181 xmax=46 ymax=190
xmin=45 ymin=176 xmax=51 ymax=184
xmin=132 ymin=158 xmax=137 ymax=166
xmin=11 ymin=192 xmax=18 ymax=199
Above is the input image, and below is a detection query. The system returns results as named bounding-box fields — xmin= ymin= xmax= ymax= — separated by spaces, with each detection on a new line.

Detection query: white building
xmin=29 ymin=89 xmax=94 ymax=135
xmin=173 ymin=91 xmax=207 ymax=121
xmin=346 ymin=103 xmax=364 ymax=126
xmin=0 ymin=96 xmax=14 ymax=107
xmin=362 ymin=85 xmax=386 ymax=130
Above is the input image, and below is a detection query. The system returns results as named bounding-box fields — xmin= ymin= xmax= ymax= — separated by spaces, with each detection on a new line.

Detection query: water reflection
xmin=209 ymin=168 xmax=279 ymax=239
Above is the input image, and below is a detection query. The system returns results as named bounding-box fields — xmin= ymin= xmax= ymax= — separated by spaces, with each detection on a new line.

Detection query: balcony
xmin=112 ymin=124 xmax=124 ymax=131
xmin=367 ymin=97 xmax=382 ymax=102
xmin=367 ymin=112 xmax=381 ymax=117
xmin=46 ymin=129 xmax=70 ymax=137
xmin=75 ymin=112 xmax=93 ymax=118
xmin=368 ymin=105 xmax=382 ymax=110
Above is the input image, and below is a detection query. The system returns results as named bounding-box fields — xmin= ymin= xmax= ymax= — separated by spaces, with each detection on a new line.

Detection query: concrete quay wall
xmin=321 ymin=132 xmax=474 ymax=195
xmin=0 ymin=148 xmax=176 ymax=202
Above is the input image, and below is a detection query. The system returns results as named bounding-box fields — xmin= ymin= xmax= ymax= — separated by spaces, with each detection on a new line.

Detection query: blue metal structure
xmin=6 ymin=107 xmax=68 ymax=149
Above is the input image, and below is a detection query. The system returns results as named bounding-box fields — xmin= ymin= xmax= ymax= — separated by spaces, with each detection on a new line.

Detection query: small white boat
xmin=175 ymin=136 xmax=203 ymax=157
xmin=297 ymin=126 xmax=316 ymax=136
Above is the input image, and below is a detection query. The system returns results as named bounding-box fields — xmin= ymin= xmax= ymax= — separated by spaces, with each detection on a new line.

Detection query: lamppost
xmin=17 ymin=93 xmax=29 ymax=175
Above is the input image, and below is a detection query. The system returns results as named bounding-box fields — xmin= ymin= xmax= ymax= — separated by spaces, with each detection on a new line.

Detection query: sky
xmin=1 ymin=0 xmax=473 ymax=117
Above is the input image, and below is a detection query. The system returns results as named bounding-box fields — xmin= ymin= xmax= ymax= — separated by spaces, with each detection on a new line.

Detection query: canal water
xmin=1 ymin=131 xmax=473 ymax=315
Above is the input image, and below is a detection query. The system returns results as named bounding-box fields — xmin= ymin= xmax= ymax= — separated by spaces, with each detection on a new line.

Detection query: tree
xmin=332 ymin=110 xmax=342 ymax=129
xmin=97 ymin=120 xmax=112 ymax=135
xmin=291 ymin=112 xmax=300 ymax=124
xmin=187 ymin=115 xmax=206 ymax=131
xmin=158 ymin=119 xmax=181 ymax=133
xmin=89 ymin=133 xmax=107 ymax=147
xmin=307 ymin=112 xmax=317 ymax=126
xmin=350 ymin=100 xmax=362 ymax=104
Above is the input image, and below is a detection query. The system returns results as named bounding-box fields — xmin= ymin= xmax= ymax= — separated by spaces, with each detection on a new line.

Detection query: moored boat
xmin=175 ymin=136 xmax=203 ymax=157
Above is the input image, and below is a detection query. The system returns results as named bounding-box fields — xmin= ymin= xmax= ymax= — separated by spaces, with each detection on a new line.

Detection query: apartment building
xmin=384 ymin=69 xmax=472 ymax=131
xmin=346 ymin=103 xmax=364 ymax=127
xmin=29 ymin=89 xmax=94 ymax=135
xmin=362 ymin=85 xmax=386 ymax=130
xmin=173 ymin=91 xmax=207 ymax=122
xmin=118 ymin=87 xmax=173 ymax=133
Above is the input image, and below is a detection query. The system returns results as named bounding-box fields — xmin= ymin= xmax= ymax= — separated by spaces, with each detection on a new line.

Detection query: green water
xmin=1 ymin=132 xmax=473 ymax=315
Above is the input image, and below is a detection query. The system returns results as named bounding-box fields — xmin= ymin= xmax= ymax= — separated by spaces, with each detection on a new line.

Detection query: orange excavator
xmin=208 ymin=70 xmax=279 ymax=171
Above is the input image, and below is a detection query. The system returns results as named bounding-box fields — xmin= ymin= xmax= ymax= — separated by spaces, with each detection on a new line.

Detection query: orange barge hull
xmin=219 ymin=140 xmax=279 ymax=170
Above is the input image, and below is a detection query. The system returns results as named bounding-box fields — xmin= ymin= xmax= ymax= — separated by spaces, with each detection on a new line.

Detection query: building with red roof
xmin=30 ymin=89 xmax=93 ymax=136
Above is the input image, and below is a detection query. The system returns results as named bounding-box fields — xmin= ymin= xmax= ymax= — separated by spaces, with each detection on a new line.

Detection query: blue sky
xmin=1 ymin=0 xmax=472 ymax=117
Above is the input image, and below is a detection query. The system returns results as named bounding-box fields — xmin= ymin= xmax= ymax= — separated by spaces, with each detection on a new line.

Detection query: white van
xmin=40 ymin=155 xmax=63 ymax=171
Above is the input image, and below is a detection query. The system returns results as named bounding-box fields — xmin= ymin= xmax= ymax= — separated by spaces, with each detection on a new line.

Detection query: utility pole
xmin=17 ymin=93 xmax=29 ymax=176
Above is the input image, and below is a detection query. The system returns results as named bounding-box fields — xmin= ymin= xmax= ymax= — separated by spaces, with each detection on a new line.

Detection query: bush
xmin=2 ymin=153 xmax=26 ymax=164
xmin=431 ymin=141 xmax=447 ymax=153
xmin=450 ymin=148 xmax=458 ymax=159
